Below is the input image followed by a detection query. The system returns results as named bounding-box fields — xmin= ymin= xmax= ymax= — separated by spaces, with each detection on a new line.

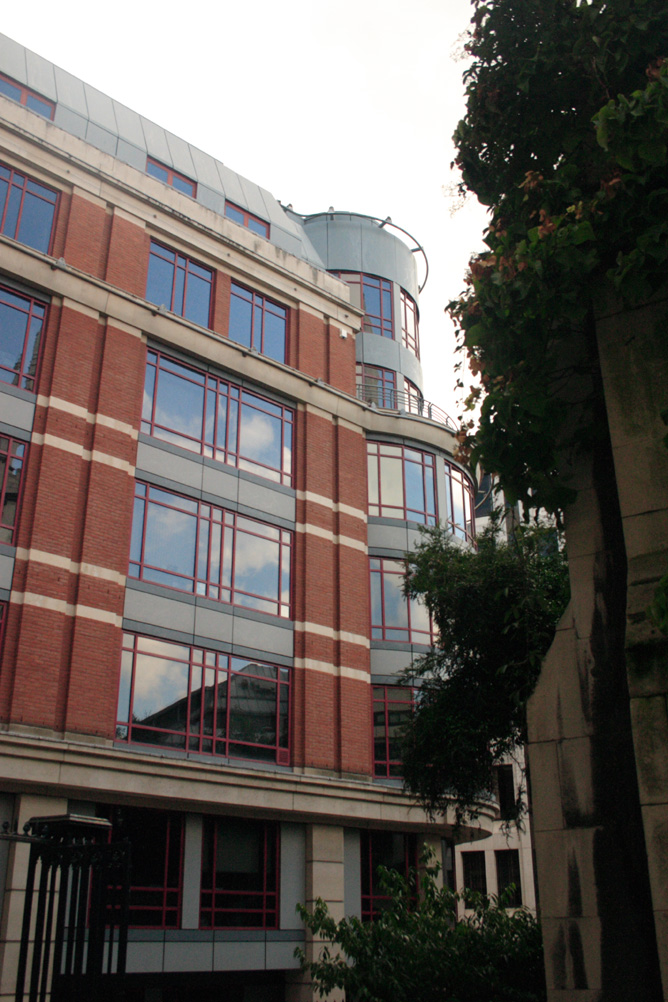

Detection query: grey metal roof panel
xmin=53 ymin=66 xmax=88 ymax=115
xmin=116 ymin=138 xmax=147 ymax=172
xmin=139 ymin=116 xmax=172 ymax=166
xmin=188 ymin=147 xmax=222 ymax=190
xmin=165 ymin=134 xmax=197 ymax=177
xmin=83 ymin=84 xmax=118 ymax=132
xmin=25 ymin=49 xmax=57 ymax=100
xmin=215 ymin=162 xmax=246 ymax=207
xmin=0 ymin=34 xmax=26 ymax=84
xmin=196 ymin=184 xmax=226 ymax=216
xmin=113 ymin=101 xmax=146 ymax=149
xmin=53 ymin=105 xmax=87 ymax=141
xmin=85 ymin=121 xmax=118 ymax=157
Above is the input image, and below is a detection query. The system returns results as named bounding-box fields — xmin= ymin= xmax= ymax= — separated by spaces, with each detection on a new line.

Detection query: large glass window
xmin=370 ymin=558 xmax=432 ymax=644
xmin=400 ymin=290 xmax=420 ymax=358
xmin=146 ymin=157 xmax=196 ymax=198
xmin=495 ymin=849 xmax=522 ymax=907
xmin=0 ymin=285 xmax=46 ymax=391
xmin=228 ymin=282 xmax=286 ymax=363
xmin=146 ymin=240 xmax=212 ymax=327
xmin=361 ymin=831 xmax=418 ymax=921
xmin=461 ymin=851 xmax=487 ymax=894
xmin=225 ymin=202 xmax=270 ymax=238
xmin=444 ymin=462 xmax=475 ymax=543
xmin=100 ymin=805 xmax=183 ymax=929
xmin=373 ymin=685 xmax=414 ymax=779
xmin=0 ymin=73 xmax=54 ymax=119
xmin=367 ymin=442 xmax=436 ymax=525
xmin=404 ymin=378 xmax=423 ymax=416
xmin=0 ymin=163 xmax=58 ymax=253
xmin=200 ymin=817 xmax=278 ymax=929
xmin=142 ymin=350 xmax=293 ymax=485
xmin=334 ymin=273 xmax=394 ymax=339
xmin=356 ymin=363 xmax=396 ymax=409
xmin=129 ymin=483 xmax=292 ymax=618
xmin=0 ymin=436 xmax=26 ymax=545
xmin=116 ymin=633 xmax=291 ymax=764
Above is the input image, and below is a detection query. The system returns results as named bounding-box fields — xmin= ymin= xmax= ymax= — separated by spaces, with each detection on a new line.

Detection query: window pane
xmin=229 ymin=292 xmax=253 ymax=349
xmin=143 ymin=498 xmax=197 ymax=589
xmin=262 ymin=309 xmax=286 ymax=363
xmin=146 ymin=250 xmax=175 ymax=309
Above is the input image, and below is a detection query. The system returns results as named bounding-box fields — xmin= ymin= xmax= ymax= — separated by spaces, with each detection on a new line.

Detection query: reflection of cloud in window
xmin=145 ymin=505 xmax=196 ymax=573
xmin=132 ymin=655 xmax=187 ymax=720
xmin=234 ymin=533 xmax=279 ymax=593
xmin=239 ymin=412 xmax=278 ymax=463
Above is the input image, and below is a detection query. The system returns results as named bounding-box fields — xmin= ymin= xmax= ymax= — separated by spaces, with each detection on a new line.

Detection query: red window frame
xmin=404 ymin=378 xmax=423 ymax=416
xmin=0 ymin=162 xmax=59 ymax=254
xmin=334 ymin=272 xmax=394 ymax=338
xmin=370 ymin=557 xmax=433 ymax=644
xmin=228 ymin=282 xmax=287 ymax=363
xmin=495 ymin=849 xmax=522 ymax=906
xmin=117 ymin=632 xmax=291 ymax=765
xmin=146 ymin=240 xmax=213 ymax=327
xmin=0 ymin=284 xmax=47 ymax=391
xmin=0 ymin=73 xmax=54 ymax=119
xmin=200 ymin=817 xmax=279 ymax=929
xmin=356 ymin=363 xmax=396 ymax=409
xmin=225 ymin=201 xmax=270 ymax=239
xmin=400 ymin=289 xmax=420 ymax=358
xmin=367 ymin=441 xmax=437 ymax=525
xmin=444 ymin=462 xmax=476 ymax=543
xmin=129 ymin=483 xmax=292 ymax=618
xmin=373 ymin=685 xmax=415 ymax=778
xmin=142 ymin=349 xmax=294 ymax=485
xmin=146 ymin=157 xmax=196 ymax=197
xmin=0 ymin=435 xmax=27 ymax=545
xmin=361 ymin=830 xmax=418 ymax=921
xmin=101 ymin=806 xmax=184 ymax=929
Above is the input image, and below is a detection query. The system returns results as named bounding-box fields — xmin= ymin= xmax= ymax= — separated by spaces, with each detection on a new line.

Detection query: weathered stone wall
xmin=527 ymin=291 xmax=668 ymax=1001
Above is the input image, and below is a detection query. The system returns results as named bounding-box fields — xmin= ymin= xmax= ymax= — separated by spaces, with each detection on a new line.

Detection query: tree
xmin=449 ymin=0 xmax=668 ymax=514
xmin=297 ymin=859 xmax=546 ymax=1002
xmin=401 ymin=518 xmax=569 ymax=820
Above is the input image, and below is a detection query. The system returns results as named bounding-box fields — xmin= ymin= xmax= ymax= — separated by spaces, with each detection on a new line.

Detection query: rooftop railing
xmin=356 ymin=383 xmax=458 ymax=432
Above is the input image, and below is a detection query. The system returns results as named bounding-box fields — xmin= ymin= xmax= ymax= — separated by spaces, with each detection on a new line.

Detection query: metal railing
xmin=356 ymin=384 xmax=458 ymax=431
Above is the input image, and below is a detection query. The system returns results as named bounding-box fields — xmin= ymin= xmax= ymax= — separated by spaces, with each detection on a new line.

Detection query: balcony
xmin=356 ymin=383 xmax=458 ymax=432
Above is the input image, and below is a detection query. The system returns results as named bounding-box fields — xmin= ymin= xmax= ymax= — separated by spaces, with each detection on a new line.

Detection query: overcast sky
xmin=2 ymin=0 xmax=489 ymax=420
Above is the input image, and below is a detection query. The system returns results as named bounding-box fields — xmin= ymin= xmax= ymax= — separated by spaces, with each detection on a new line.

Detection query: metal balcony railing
xmin=356 ymin=384 xmax=458 ymax=431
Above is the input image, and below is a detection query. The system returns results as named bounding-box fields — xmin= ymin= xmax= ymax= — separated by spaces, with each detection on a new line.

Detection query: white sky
xmin=3 ymin=0 xmax=489 ymax=421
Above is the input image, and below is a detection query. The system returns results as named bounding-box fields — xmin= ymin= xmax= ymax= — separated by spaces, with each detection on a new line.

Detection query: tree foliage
xmin=401 ymin=519 xmax=569 ymax=820
xmin=450 ymin=0 xmax=668 ymax=513
xmin=297 ymin=860 xmax=546 ymax=1002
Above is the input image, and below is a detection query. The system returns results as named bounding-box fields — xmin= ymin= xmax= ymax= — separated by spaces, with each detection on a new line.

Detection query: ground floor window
xmin=495 ymin=849 xmax=522 ymax=906
xmin=200 ymin=817 xmax=279 ymax=929
xmin=360 ymin=830 xmax=418 ymax=921
xmin=461 ymin=850 xmax=487 ymax=895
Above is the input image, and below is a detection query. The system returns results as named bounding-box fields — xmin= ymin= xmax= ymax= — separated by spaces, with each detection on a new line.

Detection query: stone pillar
xmin=285 ymin=823 xmax=346 ymax=1002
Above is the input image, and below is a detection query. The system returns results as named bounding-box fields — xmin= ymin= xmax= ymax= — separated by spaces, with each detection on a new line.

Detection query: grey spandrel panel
xmin=232 ymin=616 xmax=293 ymax=659
xmin=265 ymin=940 xmax=301 ymax=969
xmin=164 ymin=940 xmax=213 ymax=973
xmin=280 ymin=823 xmax=306 ymax=930
xmin=53 ymin=106 xmax=87 ymax=141
xmin=140 ymin=117 xmax=172 ymax=165
xmin=136 ymin=441 xmax=205 ymax=496
xmin=0 ymin=550 xmax=14 ymax=592
xmin=53 ymin=67 xmax=87 ymax=115
xmin=83 ymin=85 xmax=118 ymax=132
xmin=164 ymin=133 xmax=196 ymax=177
xmin=196 ymin=184 xmax=226 ymax=216
xmin=182 ymin=815 xmax=203 ymax=930
xmin=0 ymin=35 xmax=26 ymax=85
xmin=85 ymin=121 xmax=118 ymax=157
xmin=323 ymin=220 xmax=364 ymax=273
xmin=200 ymin=463 xmax=240 ymax=506
xmin=213 ymin=930 xmax=265 ymax=942
xmin=344 ymin=828 xmax=362 ymax=919
xmin=125 ymin=941 xmax=165 ymax=974
xmin=113 ymin=101 xmax=146 ymax=149
xmin=0 ymin=390 xmax=34 ymax=433
xmin=116 ymin=139 xmax=147 ymax=173
xmin=188 ymin=147 xmax=223 ymax=191
xmin=369 ymin=648 xmax=413 ymax=677
xmin=367 ymin=522 xmax=411 ymax=552
xmin=213 ymin=940 xmax=265 ymax=971
xmin=215 ymin=163 xmax=246 ymax=206
xmin=397 ymin=344 xmax=423 ymax=387
xmin=406 ymin=526 xmax=424 ymax=554
xmin=237 ymin=477 xmax=295 ymax=522
xmin=359 ymin=332 xmax=402 ymax=370
xmin=24 ymin=50 xmax=56 ymax=100
xmin=193 ymin=604 xmax=234 ymax=647
xmin=268 ymin=226 xmax=303 ymax=260
xmin=124 ymin=587 xmax=196 ymax=638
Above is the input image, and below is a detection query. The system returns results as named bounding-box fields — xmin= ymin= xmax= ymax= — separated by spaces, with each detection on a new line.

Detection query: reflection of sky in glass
xmin=133 ymin=654 xmax=189 ymax=723
xmin=239 ymin=408 xmax=279 ymax=468
xmin=155 ymin=368 xmax=204 ymax=440
xmin=234 ymin=532 xmax=279 ymax=599
xmin=144 ymin=504 xmax=197 ymax=578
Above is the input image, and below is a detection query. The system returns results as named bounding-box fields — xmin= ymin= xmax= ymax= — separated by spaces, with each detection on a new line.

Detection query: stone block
xmin=163 ymin=939 xmax=213 ymax=972
xmin=533 ymin=829 xmax=599 ymax=919
xmin=557 ymin=737 xmax=597 ymax=828
xmin=527 ymin=741 xmax=563 ymax=832
xmin=631 ymin=695 xmax=668 ymax=804
xmin=541 ymin=915 xmax=601 ymax=994
xmin=213 ymin=939 xmax=265 ymax=970
xmin=126 ymin=940 xmax=165 ymax=973
xmin=642 ymin=803 xmax=668 ymax=911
